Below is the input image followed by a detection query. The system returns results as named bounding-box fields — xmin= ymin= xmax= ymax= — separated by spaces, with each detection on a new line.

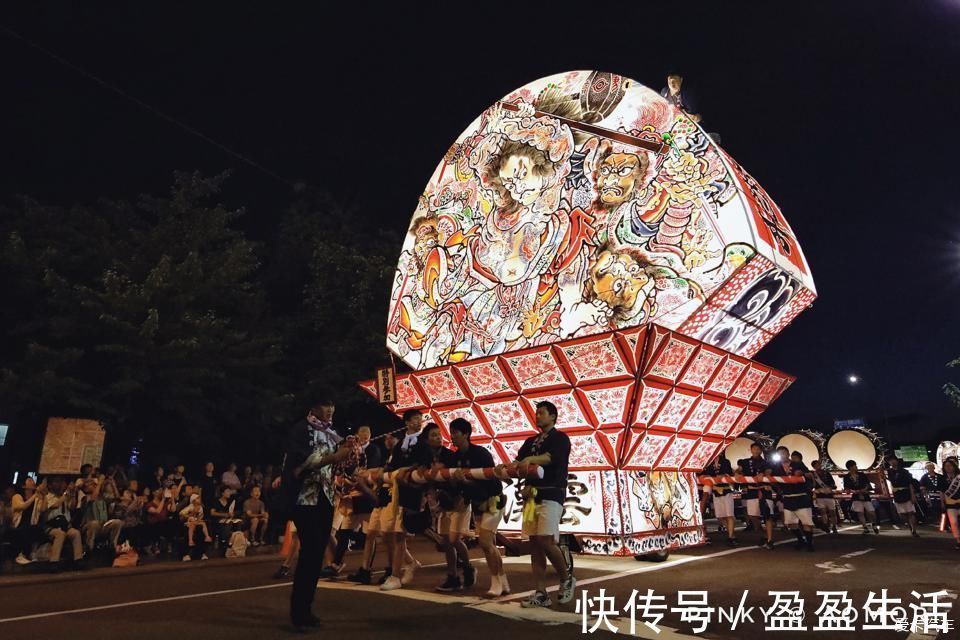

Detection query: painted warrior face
xmin=412 ymin=221 xmax=439 ymax=264
xmin=597 ymin=152 xmax=645 ymax=206
xmin=498 ymin=153 xmax=547 ymax=207
xmin=590 ymin=249 xmax=649 ymax=312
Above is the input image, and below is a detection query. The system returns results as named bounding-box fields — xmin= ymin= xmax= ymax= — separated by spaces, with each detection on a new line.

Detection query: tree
xmin=944 ymin=357 xmax=960 ymax=409
xmin=0 ymin=173 xmax=284 ymax=463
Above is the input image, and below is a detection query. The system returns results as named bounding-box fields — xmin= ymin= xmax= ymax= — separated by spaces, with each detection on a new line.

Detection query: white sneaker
xmin=498 ymin=572 xmax=511 ymax=595
xmin=182 ymin=555 xmax=192 ymax=562
xmin=15 ymin=554 xmax=33 ymax=565
xmin=485 ymin=574 xmax=503 ymax=598
xmin=380 ymin=575 xmax=403 ymax=591
xmin=558 ymin=574 xmax=576 ymax=604
xmin=200 ymin=554 xmax=209 ymax=561
xmin=400 ymin=559 xmax=421 ymax=586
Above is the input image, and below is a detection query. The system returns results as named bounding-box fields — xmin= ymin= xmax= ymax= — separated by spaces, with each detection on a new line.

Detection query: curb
xmin=0 ymin=550 xmax=283 ymax=588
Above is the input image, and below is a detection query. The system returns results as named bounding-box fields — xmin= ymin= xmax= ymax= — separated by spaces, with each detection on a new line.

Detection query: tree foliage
xmin=0 ymin=173 xmax=395 ymax=467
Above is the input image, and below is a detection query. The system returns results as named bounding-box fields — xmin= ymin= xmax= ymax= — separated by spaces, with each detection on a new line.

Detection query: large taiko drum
xmin=776 ymin=430 xmax=825 ymax=467
xmin=724 ymin=432 xmax=773 ymax=468
xmin=937 ymin=441 xmax=959 ymax=469
xmin=826 ymin=428 xmax=881 ymax=470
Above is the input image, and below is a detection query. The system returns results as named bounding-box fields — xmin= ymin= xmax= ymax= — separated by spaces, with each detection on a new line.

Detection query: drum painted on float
xmin=826 ymin=428 xmax=882 ymax=470
xmin=775 ymin=430 xmax=826 ymax=467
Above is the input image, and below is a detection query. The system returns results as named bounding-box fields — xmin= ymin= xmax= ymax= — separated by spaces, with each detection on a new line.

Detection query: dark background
xmin=1 ymin=1 xmax=959 ymax=472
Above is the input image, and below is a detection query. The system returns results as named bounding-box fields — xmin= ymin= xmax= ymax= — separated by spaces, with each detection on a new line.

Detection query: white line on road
xmin=497 ymin=525 xmax=863 ymax=603
xmin=0 ymin=582 xmax=294 ymax=624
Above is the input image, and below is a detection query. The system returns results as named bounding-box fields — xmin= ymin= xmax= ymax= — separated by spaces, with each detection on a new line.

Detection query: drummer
xmin=810 ymin=459 xmax=838 ymax=533
xmin=884 ymin=454 xmax=919 ymax=537
xmin=843 ymin=460 xmax=879 ymax=535
xmin=705 ymin=453 xmax=737 ymax=546
xmin=737 ymin=443 xmax=775 ymax=550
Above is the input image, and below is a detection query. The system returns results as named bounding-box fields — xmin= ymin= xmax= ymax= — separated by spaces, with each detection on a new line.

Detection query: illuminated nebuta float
xmin=361 ymin=71 xmax=816 ymax=556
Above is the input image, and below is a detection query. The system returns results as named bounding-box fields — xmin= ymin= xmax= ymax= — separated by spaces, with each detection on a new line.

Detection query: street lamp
xmin=847 ymin=374 xmax=859 ymax=385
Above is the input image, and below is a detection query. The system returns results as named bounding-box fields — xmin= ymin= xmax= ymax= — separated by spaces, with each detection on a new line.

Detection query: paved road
xmin=1 ymin=521 xmax=957 ymax=640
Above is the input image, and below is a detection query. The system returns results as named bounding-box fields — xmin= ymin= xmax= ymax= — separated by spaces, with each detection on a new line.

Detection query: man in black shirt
xmin=704 ymin=453 xmax=737 ymax=546
xmin=504 ymin=401 xmax=574 ymax=608
xmin=774 ymin=453 xmax=815 ymax=551
xmin=434 ymin=419 xmax=482 ymax=592
xmin=737 ymin=443 xmax=775 ymax=550
xmin=379 ymin=410 xmax=424 ymax=591
xmin=280 ymin=399 xmax=353 ymax=631
xmin=885 ymin=455 xmax=919 ymax=536
xmin=843 ymin=460 xmax=879 ymax=535
xmin=810 ymin=459 xmax=838 ymax=533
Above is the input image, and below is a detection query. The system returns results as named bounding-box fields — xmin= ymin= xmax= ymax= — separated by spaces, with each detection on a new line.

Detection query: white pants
xmin=714 ymin=493 xmax=735 ymax=519
xmin=784 ymin=508 xmax=814 ymax=527
xmin=851 ymin=500 xmax=875 ymax=513
xmin=521 ymin=500 xmax=562 ymax=542
xmin=894 ymin=501 xmax=916 ymax=515
xmin=745 ymin=498 xmax=774 ymax=518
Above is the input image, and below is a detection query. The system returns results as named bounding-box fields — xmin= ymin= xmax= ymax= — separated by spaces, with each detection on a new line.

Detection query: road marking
xmin=497 ymin=526 xmax=863 ymax=603
xmin=467 ymin=601 xmax=694 ymax=639
xmin=839 ymin=548 xmax=874 ymax=558
xmin=814 ymin=560 xmax=854 ymax=574
xmin=0 ymin=582 xmax=293 ymax=624
xmin=313 ymin=579 xmax=486 ymax=606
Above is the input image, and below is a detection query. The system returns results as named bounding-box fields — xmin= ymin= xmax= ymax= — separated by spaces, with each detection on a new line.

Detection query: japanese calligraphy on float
xmin=361 ymin=71 xmax=816 ymax=556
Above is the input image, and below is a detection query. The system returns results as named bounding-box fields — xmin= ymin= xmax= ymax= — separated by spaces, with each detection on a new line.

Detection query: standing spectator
xmin=221 ymin=464 xmax=242 ymax=492
xmin=10 ymin=477 xmax=44 ymax=565
xmin=508 ymin=401 xmax=574 ymax=608
xmin=243 ymin=486 xmax=269 ymax=546
xmin=242 ymin=466 xmax=254 ymax=492
xmin=919 ymin=462 xmax=946 ymax=520
xmin=198 ymin=463 xmax=217 ymax=509
xmin=43 ymin=477 xmax=84 ymax=569
xmin=281 ymin=399 xmax=352 ymax=630
xmin=251 ymin=466 xmax=265 ymax=488
xmin=169 ymin=464 xmax=188 ymax=485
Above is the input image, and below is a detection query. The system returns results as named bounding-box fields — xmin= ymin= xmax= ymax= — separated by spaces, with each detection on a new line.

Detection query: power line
xmin=1 ymin=24 xmax=295 ymax=189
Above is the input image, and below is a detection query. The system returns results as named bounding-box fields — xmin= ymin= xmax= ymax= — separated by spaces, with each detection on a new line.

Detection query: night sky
xmin=3 ymin=2 xmax=960 ymax=444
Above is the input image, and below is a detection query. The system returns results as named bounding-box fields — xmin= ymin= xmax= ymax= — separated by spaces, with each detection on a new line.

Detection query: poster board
xmin=38 ymin=418 xmax=105 ymax=475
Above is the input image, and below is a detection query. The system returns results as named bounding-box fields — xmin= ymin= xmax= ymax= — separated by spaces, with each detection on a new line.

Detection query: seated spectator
xmin=179 ymin=494 xmax=212 ymax=561
xmin=149 ymin=466 xmax=166 ymax=493
xmin=42 ymin=477 xmax=84 ymax=569
xmin=243 ymin=486 xmax=269 ymax=546
xmin=144 ymin=487 xmax=177 ymax=556
xmin=209 ymin=486 xmax=243 ymax=543
xmin=251 ymin=465 xmax=265 ymax=488
xmin=11 ymin=477 xmax=45 ymax=564
xmin=80 ymin=474 xmax=122 ymax=552
xmin=112 ymin=489 xmax=144 ymax=549
xmin=221 ymin=464 xmax=242 ymax=492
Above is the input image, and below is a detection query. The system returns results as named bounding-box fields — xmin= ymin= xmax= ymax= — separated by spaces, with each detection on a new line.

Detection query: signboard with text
xmin=38 ymin=418 xmax=105 ymax=475
xmin=375 ymin=365 xmax=397 ymax=405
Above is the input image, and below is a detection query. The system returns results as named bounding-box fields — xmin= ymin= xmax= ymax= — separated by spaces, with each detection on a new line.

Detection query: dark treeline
xmin=0 ymin=172 xmax=401 ymax=473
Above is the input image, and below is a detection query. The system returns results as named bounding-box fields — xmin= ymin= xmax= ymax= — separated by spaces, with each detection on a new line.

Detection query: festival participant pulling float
xmin=361 ymin=71 xmax=816 ymax=556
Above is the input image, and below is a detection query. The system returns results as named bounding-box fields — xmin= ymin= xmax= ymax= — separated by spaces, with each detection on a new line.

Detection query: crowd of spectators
xmin=0 ymin=461 xmax=285 ymax=571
